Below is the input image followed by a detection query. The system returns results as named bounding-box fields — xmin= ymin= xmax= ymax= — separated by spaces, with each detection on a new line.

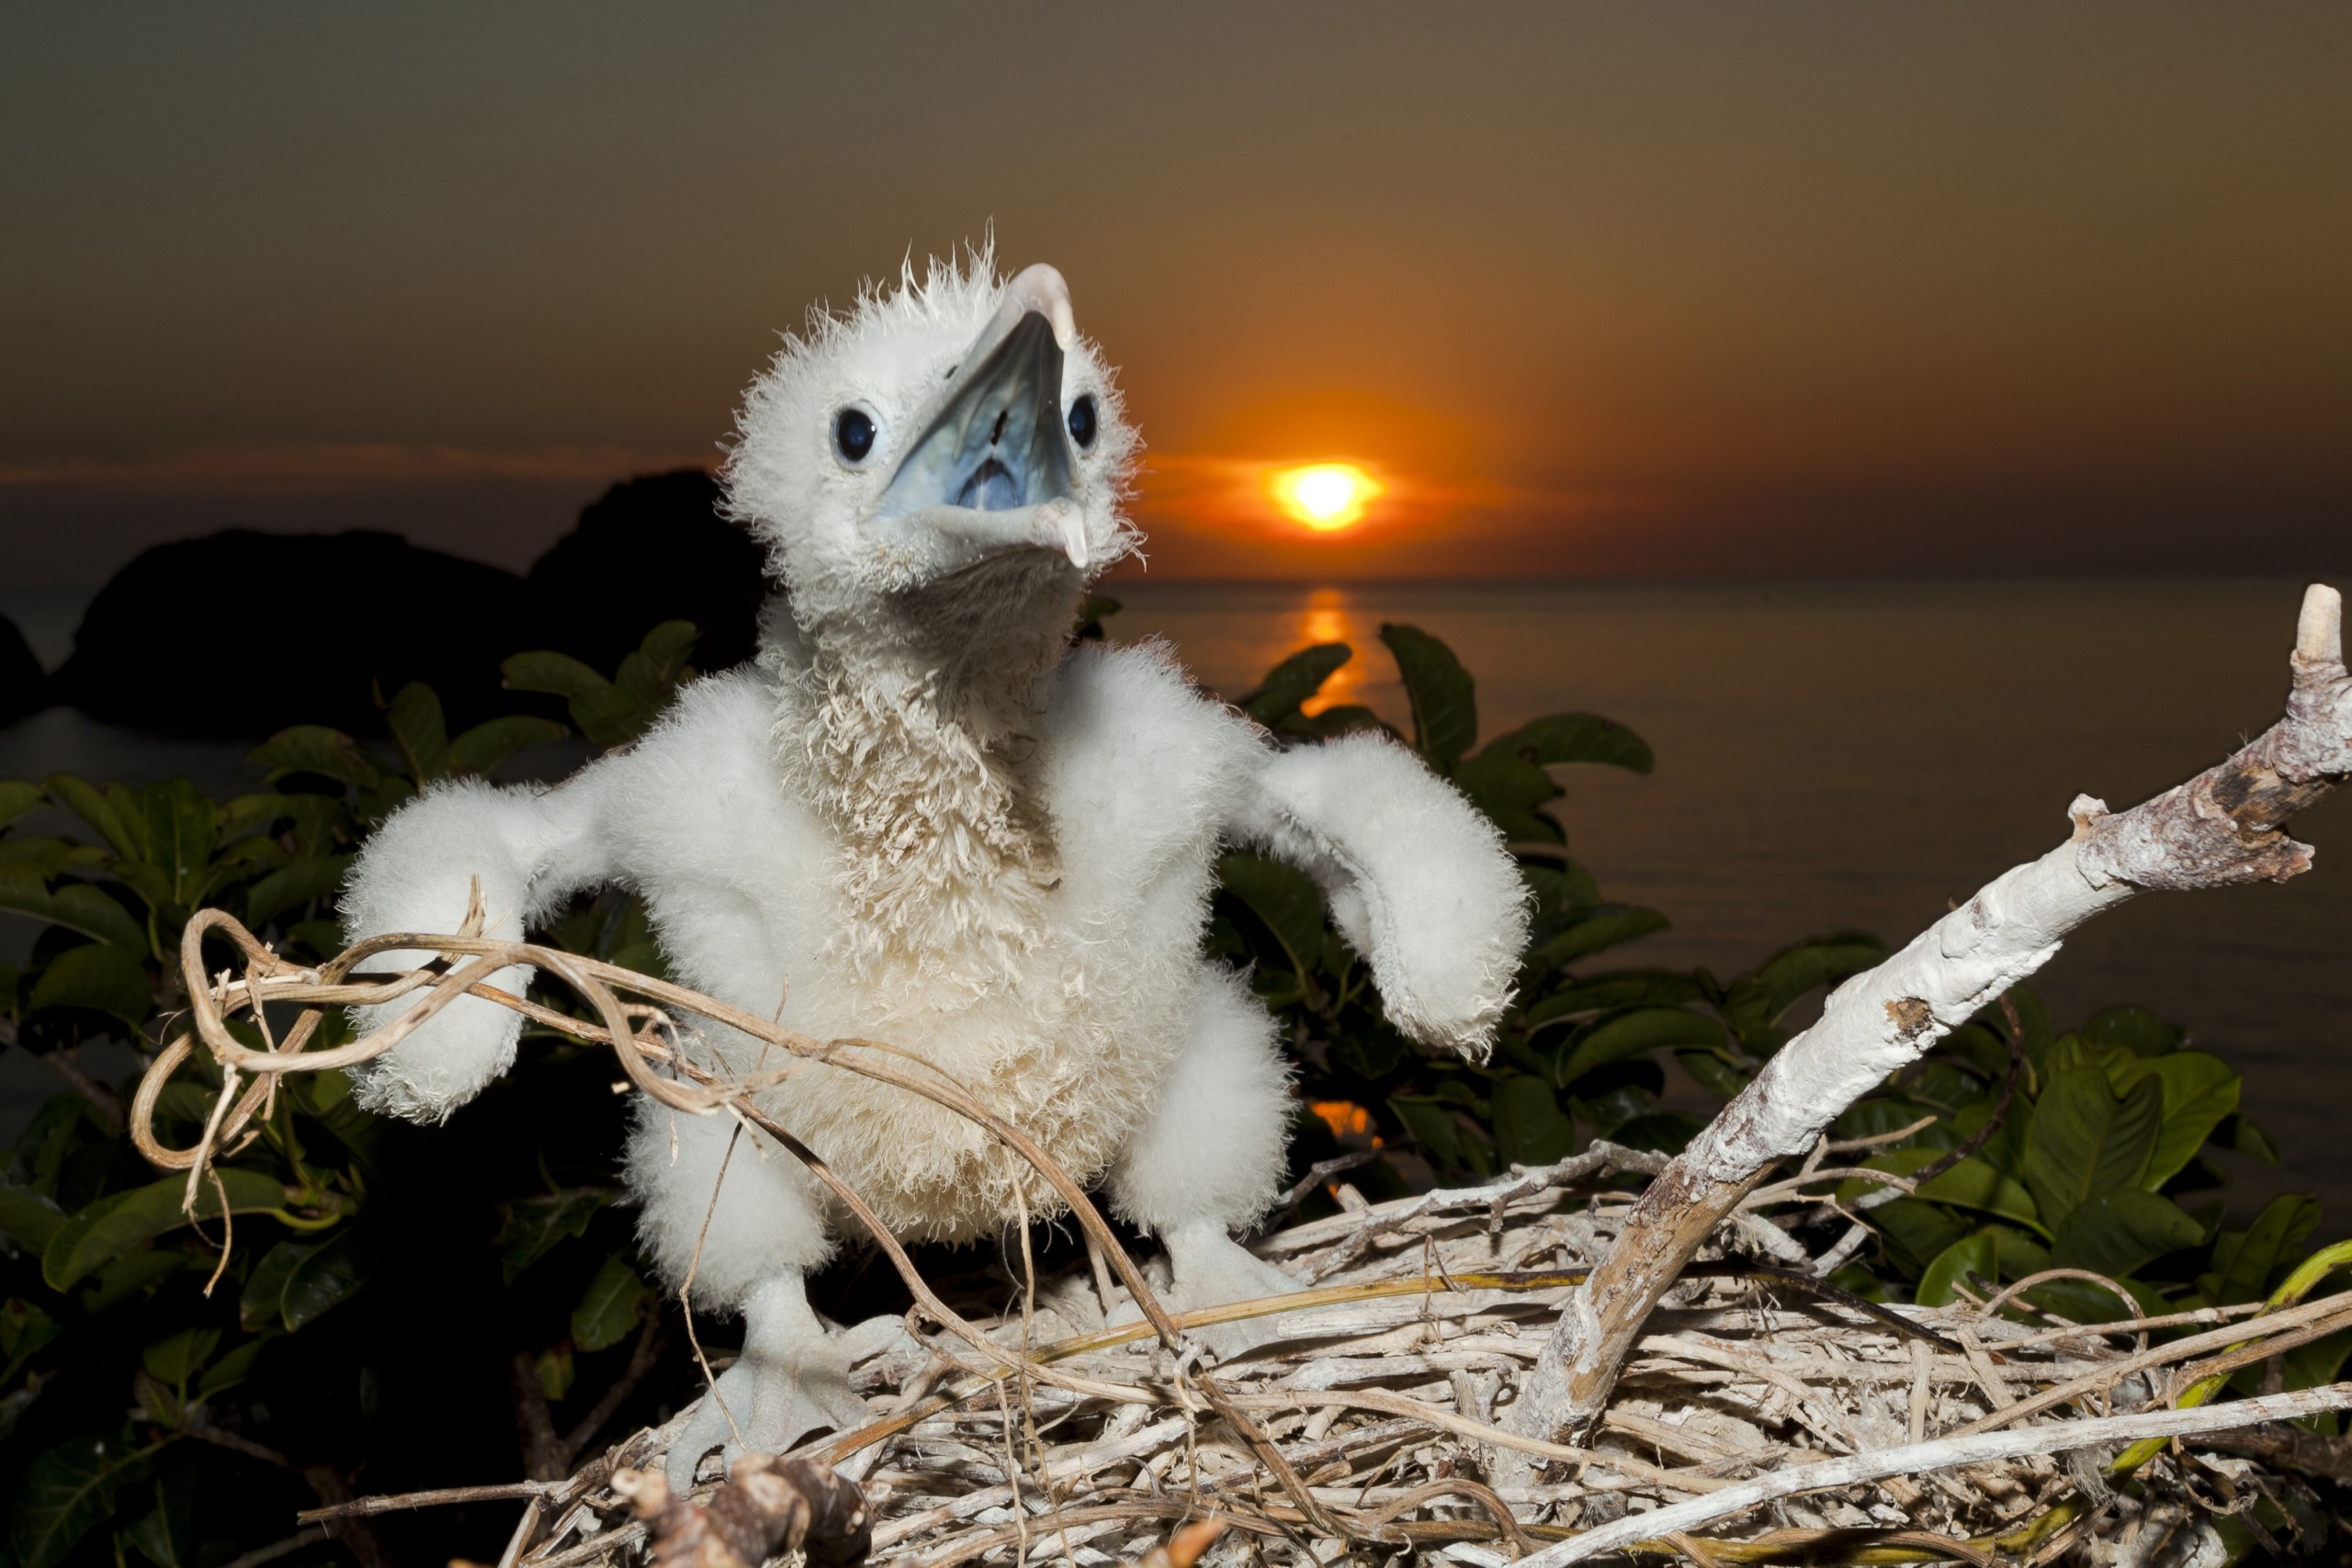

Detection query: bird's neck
xmin=765 ymin=631 xmax=1064 ymax=1003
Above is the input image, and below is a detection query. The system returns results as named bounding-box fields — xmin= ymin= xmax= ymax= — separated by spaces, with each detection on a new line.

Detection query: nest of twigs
xmin=138 ymin=899 xmax=2352 ymax=1568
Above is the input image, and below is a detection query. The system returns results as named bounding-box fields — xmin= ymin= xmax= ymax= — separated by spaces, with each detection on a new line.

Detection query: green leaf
xmin=286 ymin=919 xmax=347 ymax=957
xmin=1452 ymin=750 xmax=1562 ymax=843
xmin=1283 ymin=704 xmax=1389 ymax=741
xmin=141 ymin=780 xmax=218 ymax=906
xmin=2209 ymin=1193 xmax=2322 ymax=1304
xmin=28 ymin=942 xmax=153 ymax=1028
xmin=1676 ymin=1047 xmax=1751 ymax=1100
xmin=1555 ymin=1007 xmax=1724 ymax=1089
xmin=2049 ymin=1189 xmax=2203 ymax=1279
xmin=0 ymin=1194 xmax=68 ymax=1259
xmin=197 ymin=1338 xmax=265 ymax=1398
xmin=1718 ymin=935 xmax=1887 ymax=1047
xmin=1388 ymin=1093 xmax=1468 ymax=1168
xmin=2225 ymin=1113 xmax=2282 ymax=1167
xmin=79 ymin=1250 xmax=190 ymax=1313
xmin=247 ymin=726 xmax=385 ymax=792
xmin=1527 ymin=905 xmax=1669 ymax=971
xmin=0 ymin=780 xmax=45 ymax=830
xmin=2280 ymin=1326 xmax=2352 ymax=1398
xmin=630 ymin=620 xmax=700 ymax=690
xmin=386 ymin=682 xmax=450 ymax=784
xmin=1521 ymin=970 xmax=1704 ymax=1029
xmin=140 ymin=1326 xmax=220 ymax=1387
xmin=1378 ymin=624 xmax=1477 ymax=773
xmin=1489 ymin=1075 xmax=1580 ymax=1165
xmin=240 ymin=1239 xmax=310 ymax=1330
xmin=571 ymin=1252 xmax=650 ymax=1352
xmin=1216 ymin=852 xmax=1329 ymax=976
xmin=2080 ymin=1004 xmax=2179 ymax=1057
xmin=2133 ymin=1051 xmax=2240 ymax=1190
xmin=446 ymin=716 xmax=570 ymax=777
xmin=125 ymin=1483 xmax=193 ymax=1568
xmin=42 ymin=774 xmax=139 ymax=858
xmin=281 ymin=1228 xmax=370 ymax=1329
xmin=257 ymin=793 xmax=348 ymax=858
xmin=1917 ymin=1231 xmax=1998 ymax=1307
xmin=1609 ymin=1110 xmax=1704 ymax=1155
xmin=107 ymin=857 xmax=175 ymax=913
xmin=0 ymin=1298 xmax=60 ymax=1382
xmin=0 ymin=874 xmax=152 ymax=952
xmin=11 ymin=1442 xmax=136 ymax=1568
xmin=1871 ymin=1198 xmax=1975 ymax=1280
xmin=41 ymin=1168 xmax=283 ymax=1290
xmin=1910 ymin=1155 xmax=2042 ymax=1232
xmin=498 ymin=1192 xmax=606 ymax=1284
xmin=243 ymin=853 xmax=353 ymax=931
xmin=567 ymin=682 xmax=656 ymax=749
xmin=1477 ymin=713 xmax=1654 ymax=774
xmin=2021 ymin=1277 xmax=2151 ymax=1325
xmin=2020 ymin=1066 xmax=2164 ymax=1228
xmin=1239 ymin=643 xmax=1351 ymax=727
xmin=0 ymin=836 xmax=97 ymax=880
xmin=501 ymin=649 xmax=611 ymax=703
xmin=1519 ymin=862 xmax=1602 ymax=915
xmin=536 ymin=1344 xmax=576 ymax=1402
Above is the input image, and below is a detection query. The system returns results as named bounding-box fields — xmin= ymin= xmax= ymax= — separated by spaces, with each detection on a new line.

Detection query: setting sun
xmin=1269 ymin=463 xmax=1383 ymax=532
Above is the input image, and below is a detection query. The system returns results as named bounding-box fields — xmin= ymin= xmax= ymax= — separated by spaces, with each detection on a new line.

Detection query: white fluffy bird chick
xmin=339 ymin=252 xmax=1528 ymax=1488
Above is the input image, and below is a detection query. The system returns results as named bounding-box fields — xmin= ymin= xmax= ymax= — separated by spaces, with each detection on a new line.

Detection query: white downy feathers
xmin=340 ymin=246 xmax=1528 ymax=1305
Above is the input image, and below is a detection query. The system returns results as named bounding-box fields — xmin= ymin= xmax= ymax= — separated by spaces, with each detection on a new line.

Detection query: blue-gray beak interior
xmin=876 ymin=311 xmax=1077 ymax=522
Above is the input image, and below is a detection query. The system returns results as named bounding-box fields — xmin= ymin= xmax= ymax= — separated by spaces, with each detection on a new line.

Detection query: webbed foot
xmin=1148 ymin=1218 xmax=1306 ymax=1360
xmin=666 ymin=1274 xmax=874 ymax=1493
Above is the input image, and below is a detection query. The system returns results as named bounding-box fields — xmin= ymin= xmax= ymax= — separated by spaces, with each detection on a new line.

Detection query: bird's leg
xmin=1105 ymin=967 xmax=1308 ymax=1360
xmin=665 ymin=1270 xmax=872 ymax=1492
xmin=1157 ymin=1214 xmax=1306 ymax=1360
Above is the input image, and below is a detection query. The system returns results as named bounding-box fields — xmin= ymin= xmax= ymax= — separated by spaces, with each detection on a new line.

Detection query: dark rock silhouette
xmin=53 ymin=530 xmax=527 ymax=737
xmin=0 ymin=616 xmax=44 ymax=724
xmin=523 ymin=470 xmax=768 ymax=676
xmin=51 ymin=470 xmax=772 ymax=739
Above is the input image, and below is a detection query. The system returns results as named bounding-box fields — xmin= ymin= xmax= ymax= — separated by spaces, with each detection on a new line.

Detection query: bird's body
xmin=340 ymin=253 xmax=1526 ymax=1485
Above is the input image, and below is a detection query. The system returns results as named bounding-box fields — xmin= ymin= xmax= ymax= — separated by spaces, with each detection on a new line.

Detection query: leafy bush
xmin=0 ymin=626 xmax=699 ymax=1568
xmin=0 ymin=610 xmax=2332 ymax=1568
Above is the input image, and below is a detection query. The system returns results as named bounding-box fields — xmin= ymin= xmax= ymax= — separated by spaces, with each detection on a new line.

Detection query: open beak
xmin=872 ymin=264 xmax=1089 ymax=571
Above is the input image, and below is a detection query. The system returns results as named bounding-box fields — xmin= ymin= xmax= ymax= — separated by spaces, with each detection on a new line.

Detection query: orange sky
xmin=2 ymin=6 xmax=2346 ymax=584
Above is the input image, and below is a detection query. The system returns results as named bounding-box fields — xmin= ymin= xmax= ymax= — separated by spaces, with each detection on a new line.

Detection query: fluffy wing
xmin=337 ymin=769 xmax=618 ymax=1122
xmin=1231 ymin=732 xmax=1529 ymax=1056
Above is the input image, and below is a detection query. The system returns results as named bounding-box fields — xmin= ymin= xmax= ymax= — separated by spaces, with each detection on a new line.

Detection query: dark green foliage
xmin=503 ymin=620 xmax=697 ymax=749
xmin=0 ymin=627 xmax=703 ymax=1568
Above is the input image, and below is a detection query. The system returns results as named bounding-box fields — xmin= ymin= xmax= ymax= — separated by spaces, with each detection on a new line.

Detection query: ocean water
xmin=6 ymin=577 xmax=2347 ymax=1230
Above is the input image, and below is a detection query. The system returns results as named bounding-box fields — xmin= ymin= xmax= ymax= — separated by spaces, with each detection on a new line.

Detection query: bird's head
xmin=726 ymin=252 xmax=1140 ymax=676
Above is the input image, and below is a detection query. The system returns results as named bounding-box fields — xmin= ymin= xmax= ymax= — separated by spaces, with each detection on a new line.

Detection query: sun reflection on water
xmin=1296 ymin=588 xmax=1361 ymax=714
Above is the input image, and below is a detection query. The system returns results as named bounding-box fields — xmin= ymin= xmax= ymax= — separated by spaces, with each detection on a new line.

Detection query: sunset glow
xmin=1270 ymin=463 xmax=1383 ymax=532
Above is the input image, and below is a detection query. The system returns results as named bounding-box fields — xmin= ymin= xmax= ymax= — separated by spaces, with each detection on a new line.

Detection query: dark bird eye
xmin=833 ymin=408 xmax=876 ymax=463
xmin=1067 ymin=394 xmax=1097 ymax=451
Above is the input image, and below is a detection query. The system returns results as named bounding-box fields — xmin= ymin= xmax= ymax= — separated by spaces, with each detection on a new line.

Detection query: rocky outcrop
xmin=47 ymin=470 xmax=772 ymax=739
xmin=523 ymin=469 xmax=767 ymax=677
xmin=0 ymin=616 xmax=44 ymax=724
xmin=52 ymin=529 xmax=527 ymax=735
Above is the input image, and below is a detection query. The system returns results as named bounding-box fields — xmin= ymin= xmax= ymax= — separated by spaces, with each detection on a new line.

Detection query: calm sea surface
xmin=6 ymin=578 xmax=2347 ymax=1230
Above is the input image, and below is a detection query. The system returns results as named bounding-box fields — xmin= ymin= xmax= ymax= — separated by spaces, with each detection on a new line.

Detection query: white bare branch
xmin=1515 ymin=1381 xmax=2352 ymax=1566
xmin=1509 ymin=584 xmax=2352 ymax=1450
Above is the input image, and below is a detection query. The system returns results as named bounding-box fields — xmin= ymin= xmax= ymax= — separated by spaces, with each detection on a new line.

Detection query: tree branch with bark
xmin=1507 ymin=582 xmax=2352 ymax=1453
